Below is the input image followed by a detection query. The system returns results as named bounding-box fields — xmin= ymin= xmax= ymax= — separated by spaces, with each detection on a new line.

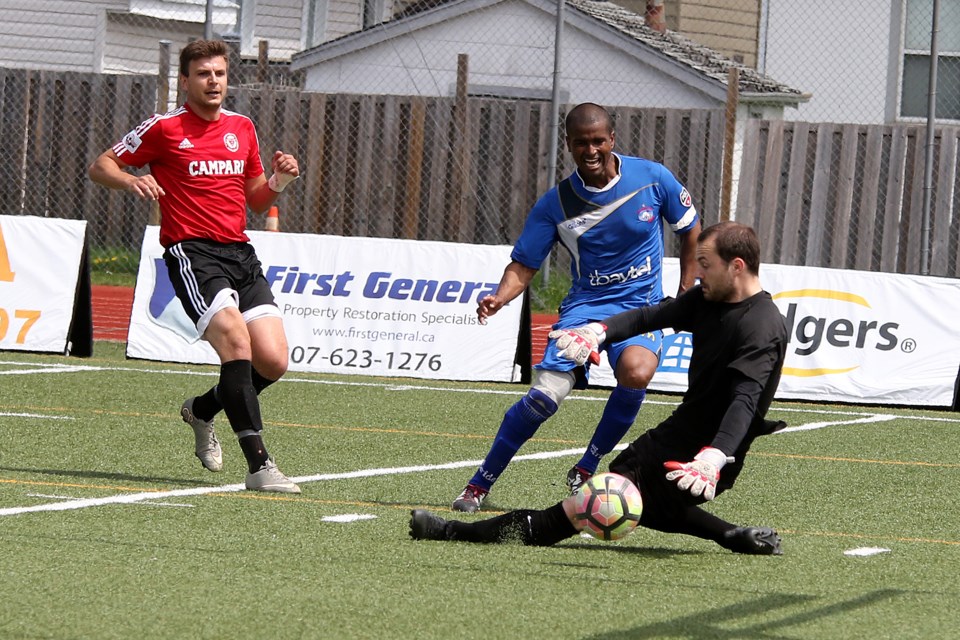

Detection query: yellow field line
xmin=0 ymin=477 xmax=162 ymax=492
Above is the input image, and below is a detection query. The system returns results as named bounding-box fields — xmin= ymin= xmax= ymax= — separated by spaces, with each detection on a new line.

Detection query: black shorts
xmin=163 ymin=240 xmax=277 ymax=333
xmin=609 ymin=431 xmax=743 ymax=531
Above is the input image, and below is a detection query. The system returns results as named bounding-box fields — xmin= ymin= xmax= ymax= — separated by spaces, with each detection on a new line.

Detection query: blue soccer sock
xmin=575 ymin=386 xmax=646 ymax=474
xmin=469 ymin=388 xmax=558 ymax=491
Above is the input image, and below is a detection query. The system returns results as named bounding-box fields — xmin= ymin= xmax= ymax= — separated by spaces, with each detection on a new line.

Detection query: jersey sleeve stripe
xmin=670 ymin=208 xmax=699 ymax=232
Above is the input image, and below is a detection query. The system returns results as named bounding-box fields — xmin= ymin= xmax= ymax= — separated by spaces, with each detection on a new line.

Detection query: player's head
xmin=564 ymin=103 xmax=616 ymax=188
xmin=179 ymin=39 xmax=229 ymax=115
xmin=696 ymin=222 xmax=761 ymax=301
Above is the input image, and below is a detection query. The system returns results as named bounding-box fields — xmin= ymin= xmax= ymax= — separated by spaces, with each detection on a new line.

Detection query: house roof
xmin=568 ymin=0 xmax=806 ymax=103
xmin=291 ymin=0 xmax=807 ymax=105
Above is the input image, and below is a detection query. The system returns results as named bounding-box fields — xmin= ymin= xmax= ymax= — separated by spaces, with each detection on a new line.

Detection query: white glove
xmin=663 ymin=447 xmax=734 ymax=501
xmin=547 ymin=322 xmax=607 ymax=366
xmin=268 ymin=172 xmax=298 ymax=193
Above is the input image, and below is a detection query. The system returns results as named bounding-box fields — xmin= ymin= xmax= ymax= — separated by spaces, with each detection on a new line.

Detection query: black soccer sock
xmin=217 ymin=360 xmax=270 ymax=472
xmin=191 ymin=369 xmax=277 ymax=422
xmin=447 ymin=503 xmax=577 ymax=546
xmin=238 ymin=433 xmax=270 ymax=473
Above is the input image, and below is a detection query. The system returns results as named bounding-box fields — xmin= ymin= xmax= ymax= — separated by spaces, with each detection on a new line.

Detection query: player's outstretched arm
xmin=477 ymin=261 xmax=537 ymax=325
xmin=88 ymin=150 xmax=165 ymax=201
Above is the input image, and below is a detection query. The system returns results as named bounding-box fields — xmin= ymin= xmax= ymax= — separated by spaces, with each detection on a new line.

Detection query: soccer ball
xmin=571 ymin=472 xmax=643 ymax=541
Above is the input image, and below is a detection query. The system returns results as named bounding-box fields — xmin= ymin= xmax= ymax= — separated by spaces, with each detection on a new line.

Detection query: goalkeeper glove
xmin=663 ymin=447 xmax=735 ymax=501
xmin=547 ymin=322 xmax=607 ymax=365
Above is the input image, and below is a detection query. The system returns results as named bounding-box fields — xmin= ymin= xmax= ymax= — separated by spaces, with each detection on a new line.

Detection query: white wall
xmin=760 ymin=0 xmax=896 ymax=124
xmin=0 ymin=0 xmax=125 ymax=71
xmin=302 ymin=1 xmax=718 ymax=108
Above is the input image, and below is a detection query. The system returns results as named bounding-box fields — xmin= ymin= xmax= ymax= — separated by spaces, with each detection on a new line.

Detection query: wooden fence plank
xmin=880 ymin=126 xmax=908 ymax=272
xmin=904 ymin=128 xmax=926 ymax=273
xmin=804 ymin=123 xmax=835 ymax=265
xmin=401 ymin=98 xmax=425 ymax=240
xmin=829 ymin=124 xmax=861 ymax=268
xmin=302 ymin=92 xmax=327 ymax=234
xmin=369 ymin=96 xmax=399 ymax=239
xmin=349 ymin=94 xmax=377 ymax=236
xmin=854 ymin=125 xmax=883 ymax=270
xmin=780 ymin=121 xmax=809 ymax=265
xmin=758 ymin=119 xmax=785 ymax=263
xmin=423 ymin=99 xmax=451 ymax=241
xmin=930 ymin=130 xmax=957 ymax=274
xmin=734 ymin=118 xmax=762 ymax=230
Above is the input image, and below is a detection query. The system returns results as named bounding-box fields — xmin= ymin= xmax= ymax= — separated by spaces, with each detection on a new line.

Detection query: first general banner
xmin=127 ymin=227 xmax=522 ymax=382
xmin=0 ymin=215 xmax=88 ymax=354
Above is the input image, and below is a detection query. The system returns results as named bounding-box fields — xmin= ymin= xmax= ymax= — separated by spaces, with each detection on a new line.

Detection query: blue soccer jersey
xmin=512 ymin=153 xmax=699 ymax=321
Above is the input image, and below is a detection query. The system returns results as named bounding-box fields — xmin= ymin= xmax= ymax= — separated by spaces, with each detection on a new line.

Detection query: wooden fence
xmin=736 ymin=119 xmax=960 ymax=277
xmin=0 ymin=68 xmax=159 ymax=251
xmin=4 ymin=66 xmax=959 ymax=279
xmin=225 ymin=87 xmax=725 ymax=256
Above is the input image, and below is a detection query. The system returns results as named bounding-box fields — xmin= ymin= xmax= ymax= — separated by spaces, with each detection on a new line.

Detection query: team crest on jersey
xmin=679 ymin=187 xmax=693 ymax=207
xmin=637 ymin=205 xmax=655 ymax=222
xmin=122 ymin=130 xmax=142 ymax=153
xmin=223 ymin=133 xmax=239 ymax=152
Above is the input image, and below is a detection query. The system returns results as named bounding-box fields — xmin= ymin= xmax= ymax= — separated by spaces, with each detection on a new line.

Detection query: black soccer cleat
xmin=565 ymin=465 xmax=592 ymax=496
xmin=723 ymin=526 xmax=783 ymax=555
xmin=409 ymin=509 xmax=452 ymax=541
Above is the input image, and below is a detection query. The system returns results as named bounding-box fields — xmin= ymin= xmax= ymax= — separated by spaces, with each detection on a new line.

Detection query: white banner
xmin=127 ymin=228 xmax=522 ymax=381
xmin=0 ymin=215 xmax=86 ymax=354
xmin=588 ymin=259 xmax=960 ymax=407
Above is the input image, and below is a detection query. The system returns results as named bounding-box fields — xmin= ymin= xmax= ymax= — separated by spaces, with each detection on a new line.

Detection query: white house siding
xmin=675 ymin=0 xmax=759 ymax=67
xmin=243 ymin=0 xmax=306 ymax=60
xmin=324 ymin=0 xmax=363 ymax=42
xmin=0 ymin=0 xmax=126 ymax=71
xmin=761 ymin=1 xmax=893 ymax=124
xmin=102 ymin=15 xmax=203 ymax=75
xmin=302 ymin=1 xmax=717 ymax=108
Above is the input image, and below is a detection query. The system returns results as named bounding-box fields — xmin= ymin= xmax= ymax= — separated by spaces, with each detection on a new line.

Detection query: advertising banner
xmin=0 ymin=215 xmax=87 ymax=354
xmin=127 ymin=228 xmax=522 ymax=382
xmin=588 ymin=259 xmax=960 ymax=407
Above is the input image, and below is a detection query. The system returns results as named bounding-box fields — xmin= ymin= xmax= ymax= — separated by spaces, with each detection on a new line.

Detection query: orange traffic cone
xmin=266 ymin=206 xmax=280 ymax=231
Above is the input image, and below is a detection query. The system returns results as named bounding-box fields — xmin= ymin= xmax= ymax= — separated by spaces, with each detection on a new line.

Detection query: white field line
xmin=776 ymin=414 xmax=898 ymax=433
xmin=0 ymin=358 xmax=948 ymax=517
xmin=0 ymin=412 xmax=74 ymax=420
xmin=0 ymin=446 xmax=595 ymax=518
xmin=0 ymin=409 xmax=898 ymax=519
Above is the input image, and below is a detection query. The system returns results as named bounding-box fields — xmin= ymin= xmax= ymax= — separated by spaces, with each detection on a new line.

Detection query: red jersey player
xmin=89 ymin=39 xmax=301 ymax=493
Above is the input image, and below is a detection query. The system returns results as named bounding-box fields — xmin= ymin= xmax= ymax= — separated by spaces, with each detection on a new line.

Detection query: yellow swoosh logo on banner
xmin=782 ymin=365 xmax=860 ymax=377
xmin=773 ymin=289 xmax=871 ymax=308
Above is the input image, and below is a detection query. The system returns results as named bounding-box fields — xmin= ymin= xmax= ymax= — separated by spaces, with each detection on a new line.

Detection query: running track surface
xmin=91 ymin=285 xmax=556 ymax=364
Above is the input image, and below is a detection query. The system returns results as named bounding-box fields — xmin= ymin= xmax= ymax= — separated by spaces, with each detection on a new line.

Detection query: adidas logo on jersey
xmin=178 ymin=138 xmax=194 ymax=150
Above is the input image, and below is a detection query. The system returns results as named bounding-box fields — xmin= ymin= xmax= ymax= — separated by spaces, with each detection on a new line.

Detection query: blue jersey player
xmin=453 ymin=103 xmax=701 ymax=512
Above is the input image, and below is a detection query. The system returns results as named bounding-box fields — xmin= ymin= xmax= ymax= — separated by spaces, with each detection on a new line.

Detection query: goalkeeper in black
xmin=410 ymin=221 xmax=788 ymax=554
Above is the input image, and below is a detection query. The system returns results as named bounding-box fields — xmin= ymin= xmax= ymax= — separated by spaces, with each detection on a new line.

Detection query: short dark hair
xmin=179 ymin=39 xmax=229 ymax=77
xmin=700 ymin=221 xmax=760 ymax=275
xmin=564 ymin=103 xmax=614 ymax=135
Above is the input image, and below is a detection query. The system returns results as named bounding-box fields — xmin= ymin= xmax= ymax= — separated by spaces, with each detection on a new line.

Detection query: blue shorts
xmin=535 ymin=316 xmax=662 ymax=389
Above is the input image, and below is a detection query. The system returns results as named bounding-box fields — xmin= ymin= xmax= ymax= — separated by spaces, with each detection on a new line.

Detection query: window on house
xmin=901 ymin=0 xmax=960 ymax=120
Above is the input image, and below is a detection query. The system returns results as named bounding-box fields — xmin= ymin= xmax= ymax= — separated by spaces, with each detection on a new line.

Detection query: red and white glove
xmin=547 ymin=323 xmax=607 ymax=365
xmin=663 ymin=447 xmax=734 ymax=501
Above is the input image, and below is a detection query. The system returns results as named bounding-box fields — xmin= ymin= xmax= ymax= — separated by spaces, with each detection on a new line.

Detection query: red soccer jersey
xmin=113 ymin=104 xmax=265 ymax=247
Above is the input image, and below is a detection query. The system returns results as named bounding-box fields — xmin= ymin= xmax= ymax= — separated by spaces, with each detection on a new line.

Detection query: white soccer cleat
xmin=181 ymin=397 xmax=223 ymax=472
xmin=246 ymin=457 xmax=301 ymax=494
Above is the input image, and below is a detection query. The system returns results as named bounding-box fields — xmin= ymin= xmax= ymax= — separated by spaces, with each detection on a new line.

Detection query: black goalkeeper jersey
xmin=604 ymin=286 xmax=787 ymax=462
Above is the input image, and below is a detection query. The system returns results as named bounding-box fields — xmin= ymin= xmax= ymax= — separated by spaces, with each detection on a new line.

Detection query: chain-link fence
xmin=0 ymin=0 xmax=957 ymax=309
